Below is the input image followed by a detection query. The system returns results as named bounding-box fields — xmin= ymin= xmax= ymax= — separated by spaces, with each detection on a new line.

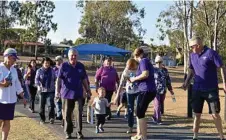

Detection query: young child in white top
xmin=92 ymin=87 xmax=112 ymax=133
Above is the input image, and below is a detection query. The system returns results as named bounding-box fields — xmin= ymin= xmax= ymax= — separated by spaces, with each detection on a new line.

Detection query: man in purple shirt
xmin=182 ymin=36 xmax=226 ymax=140
xmin=53 ymin=56 xmax=63 ymax=121
xmin=55 ymin=49 xmax=91 ymax=139
xmin=95 ymin=56 xmax=119 ymax=120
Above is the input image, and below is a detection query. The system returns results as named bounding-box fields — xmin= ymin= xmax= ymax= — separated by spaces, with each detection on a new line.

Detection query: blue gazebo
xmin=71 ymin=43 xmax=131 ymax=56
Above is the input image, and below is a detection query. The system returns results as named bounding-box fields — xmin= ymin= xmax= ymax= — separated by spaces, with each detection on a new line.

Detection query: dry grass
xmin=0 ymin=112 xmax=58 ymax=140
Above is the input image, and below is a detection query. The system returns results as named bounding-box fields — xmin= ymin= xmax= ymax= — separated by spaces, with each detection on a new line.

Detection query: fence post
xmin=187 ymin=84 xmax=193 ymax=118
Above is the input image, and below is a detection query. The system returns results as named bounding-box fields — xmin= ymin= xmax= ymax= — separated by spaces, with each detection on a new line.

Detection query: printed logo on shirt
xmin=202 ymin=56 xmax=207 ymax=60
xmin=78 ymin=69 xmax=82 ymax=73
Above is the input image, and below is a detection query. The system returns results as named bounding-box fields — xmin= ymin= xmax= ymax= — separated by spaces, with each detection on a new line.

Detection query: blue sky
xmin=47 ymin=1 xmax=174 ymax=45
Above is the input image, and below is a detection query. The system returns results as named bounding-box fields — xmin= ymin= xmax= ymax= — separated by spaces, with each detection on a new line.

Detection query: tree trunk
xmin=183 ymin=0 xmax=189 ymax=74
xmin=213 ymin=0 xmax=219 ymax=51
xmin=189 ymin=0 xmax=193 ymax=39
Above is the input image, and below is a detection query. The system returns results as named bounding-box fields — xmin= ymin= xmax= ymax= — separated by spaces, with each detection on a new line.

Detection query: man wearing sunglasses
xmin=182 ymin=36 xmax=226 ymax=140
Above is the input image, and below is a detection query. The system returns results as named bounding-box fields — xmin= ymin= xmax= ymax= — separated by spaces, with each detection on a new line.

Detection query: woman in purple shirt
xmin=35 ymin=57 xmax=56 ymax=125
xmin=95 ymin=56 xmax=119 ymax=120
xmin=130 ymin=48 xmax=156 ymax=140
xmin=24 ymin=59 xmax=37 ymax=113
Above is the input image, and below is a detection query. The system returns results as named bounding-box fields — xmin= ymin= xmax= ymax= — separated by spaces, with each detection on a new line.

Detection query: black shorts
xmin=136 ymin=91 xmax=156 ymax=119
xmin=120 ymin=92 xmax=127 ymax=104
xmin=192 ymin=89 xmax=220 ymax=114
xmin=117 ymin=91 xmax=127 ymax=106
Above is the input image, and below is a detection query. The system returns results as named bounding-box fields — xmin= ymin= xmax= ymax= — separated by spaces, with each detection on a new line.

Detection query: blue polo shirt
xmin=58 ymin=62 xmax=87 ymax=99
xmin=136 ymin=58 xmax=156 ymax=92
xmin=189 ymin=46 xmax=223 ymax=90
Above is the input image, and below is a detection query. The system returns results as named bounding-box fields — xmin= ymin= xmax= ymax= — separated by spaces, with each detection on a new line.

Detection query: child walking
xmin=116 ymin=89 xmax=127 ymax=118
xmin=113 ymin=58 xmax=139 ymax=133
xmin=92 ymin=87 xmax=112 ymax=133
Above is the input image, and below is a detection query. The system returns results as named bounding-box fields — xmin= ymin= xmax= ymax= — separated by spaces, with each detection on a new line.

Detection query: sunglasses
xmin=191 ymin=44 xmax=198 ymax=48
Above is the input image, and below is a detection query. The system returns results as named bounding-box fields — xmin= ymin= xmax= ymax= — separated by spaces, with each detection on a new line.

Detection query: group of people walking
xmin=0 ymin=36 xmax=226 ymax=140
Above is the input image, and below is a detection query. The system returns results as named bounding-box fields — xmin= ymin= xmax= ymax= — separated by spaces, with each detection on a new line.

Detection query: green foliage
xmin=0 ymin=1 xmax=21 ymax=51
xmin=18 ymin=1 xmax=57 ymax=42
xmin=167 ymin=30 xmax=184 ymax=49
xmin=76 ymin=1 xmax=145 ymax=50
xmin=193 ymin=1 xmax=226 ymax=49
xmin=60 ymin=38 xmax=74 ymax=46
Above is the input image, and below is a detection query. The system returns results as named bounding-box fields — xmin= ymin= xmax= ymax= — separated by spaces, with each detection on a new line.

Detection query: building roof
xmin=4 ymin=40 xmax=44 ymax=46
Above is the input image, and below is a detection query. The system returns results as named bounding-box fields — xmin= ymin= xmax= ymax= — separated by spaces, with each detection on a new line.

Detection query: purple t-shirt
xmin=189 ymin=46 xmax=223 ymax=90
xmin=136 ymin=58 xmax=156 ymax=92
xmin=53 ymin=66 xmax=59 ymax=77
xmin=58 ymin=62 xmax=87 ymax=99
xmin=95 ymin=66 xmax=119 ymax=91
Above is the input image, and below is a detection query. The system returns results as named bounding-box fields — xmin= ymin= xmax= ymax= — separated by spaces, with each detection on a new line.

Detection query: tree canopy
xmin=76 ymin=1 xmax=146 ymax=50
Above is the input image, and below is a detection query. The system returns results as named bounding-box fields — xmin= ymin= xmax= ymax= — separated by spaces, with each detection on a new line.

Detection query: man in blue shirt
xmin=55 ymin=49 xmax=91 ymax=139
xmin=182 ymin=36 xmax=226 ymax=140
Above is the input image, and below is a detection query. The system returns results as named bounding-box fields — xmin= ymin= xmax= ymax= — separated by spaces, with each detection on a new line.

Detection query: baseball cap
xmin=55 ymin=56 xmax=63 ymax=61
xmin=3 ymin=48 xmax=19 ymax=59
xmin=189 ymin=36 xmax=202 ymax=47
xmin=155 ymin=55 xmax=163 ymax=63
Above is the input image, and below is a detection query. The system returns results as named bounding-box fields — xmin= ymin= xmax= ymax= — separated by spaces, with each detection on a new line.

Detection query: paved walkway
xmin=16 ymin=103 xmax=219 ymax=140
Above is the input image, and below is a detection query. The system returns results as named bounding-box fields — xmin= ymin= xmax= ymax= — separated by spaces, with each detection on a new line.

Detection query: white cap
xmin=3 ymin=48 xmax=19 ymax=59
xmin=55 ymin=56 xmax=63 ymax=61
xmin=189 ymin=36 xmax=202 ymax=47
xmin=155 ymin=55 xmax=163 ymax=63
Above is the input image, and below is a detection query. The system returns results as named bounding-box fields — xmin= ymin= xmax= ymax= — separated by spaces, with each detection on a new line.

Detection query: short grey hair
xmin=68 ymin=48 xmax=78 ymax=57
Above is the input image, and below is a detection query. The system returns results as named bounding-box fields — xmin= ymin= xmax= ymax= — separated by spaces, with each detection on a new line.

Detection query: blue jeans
xmin=55 ymin=98 xmax=62 ymax=118
xmin=39 ymin=92 xmax=55 ymax=121
xmin=22 ymin=85 xmax=29 ymax=100
xmin=127 ymin=93 xmax=137 ymax=128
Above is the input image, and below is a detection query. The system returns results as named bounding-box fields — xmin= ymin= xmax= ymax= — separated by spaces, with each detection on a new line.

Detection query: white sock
xmin=193 ymin=133 xmax=198 ymax=139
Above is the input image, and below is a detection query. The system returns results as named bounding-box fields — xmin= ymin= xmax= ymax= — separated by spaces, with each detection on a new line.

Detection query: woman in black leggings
xmin=24 ymin=59 xmax=37 ymax=113
xmin=130 ymin=48 xmax=156 ymax=140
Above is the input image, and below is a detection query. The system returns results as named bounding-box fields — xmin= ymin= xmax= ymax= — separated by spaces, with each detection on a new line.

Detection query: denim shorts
xmin=192 ymin=89 xmax=220 ymax=114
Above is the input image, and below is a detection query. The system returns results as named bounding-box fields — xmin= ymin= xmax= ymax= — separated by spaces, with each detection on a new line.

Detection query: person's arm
xmin=83 ymin=78 xmax=91 ymax=97
xmin=211 ymin=50 xmax=226 ymax=93
xmin=55 ymin=77 xmax=62 ymax=98
xmin=131 ymin=71 xmax=149 ymax=82
xmin=116 ymin=71 xmax=120 ymax=87
xmin=35 ymin=69 xmax=41 ymax=87
xmin=15 ymin=71 xmax=24 ymax=97
xmin=24 ymin=68 xmax=31 ymax=80
xmin=165 ymin=69 xmax=174 ymax=95
xmin=106 ymin=99 xmax=111 ymax=107
xmin=91 ymin=98 xmax=96 ymax=108
xmin=0 ymin=79 xmax=11 ymax=87
xmin=182 ymin=69 xmax=194 ymax=90
xmin=55 ymin=64 xmax=64 ymax=98
xmin=114 ymin=70 xmax=126 ymax=104
xmin=82 ymin=67 xmax=91 ymax=97
xmin=95 ymin=67 xmax=102 ymax=92
xmin=130 ymin=59 xmax=149 ymax=82
xmin=220 ymin=66 xmax=226 ymax=93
